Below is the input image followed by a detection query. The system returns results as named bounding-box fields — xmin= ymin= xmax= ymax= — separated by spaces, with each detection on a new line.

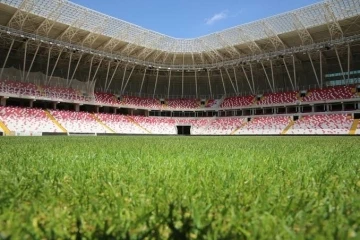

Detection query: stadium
xmin=0 ymin=0 xmax=359 ymax=238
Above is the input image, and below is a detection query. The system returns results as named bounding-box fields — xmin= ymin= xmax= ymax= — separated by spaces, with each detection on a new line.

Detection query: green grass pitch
xmin=0 ymin=136 xmax=359 ymax=239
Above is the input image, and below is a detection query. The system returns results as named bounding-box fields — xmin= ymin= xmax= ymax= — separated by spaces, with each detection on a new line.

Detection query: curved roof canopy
xmin=1 ymin=0 xmax=360 ymax=54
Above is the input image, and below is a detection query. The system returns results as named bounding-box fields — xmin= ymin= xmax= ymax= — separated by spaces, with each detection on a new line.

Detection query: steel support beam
xmin=105 ymin=61 xmax=120 ymax=92
xmin=167 ymin=70 xmax=171 ymax=99
xmin=104 ymin=61 xmax=111 ymax=90
xmin=66 ymin=52 xmax=73 ymax=85
xmin=219 ymin=69 xmax=227 ymax=96
xmin=292 ymin=55 xmax=297 ymax=88
xmin=25 ymin=43 xmax=41 ymax=82
xmin=181 ymin=69 xmax=184 ymax=98
xmin=260 ymin=62 xmax=274 ymax=92
xmin=225 ymin=68 xmax=238 ymax=94
xmin=241 ymin=65 xmax=255 ymax=94
xmin=233 ymin=67 xmax=239 ymax=93
xmin=320 ymin=51 xmax=323 ymax=87
xmin=45 ymin=46 xmax=53 ymax=82
xmin=270 ymin=60 xmax=275 ymax=91
xmin=347 ymin=44 xmax=351 ymax=85
xmin=194 ymin=70 xmax=198 ymax=98
xmin=68 ymin=53 xmax=83 ymax=88
xmin=22 ymin=41 xmax=28 ymax=81
xmin=249 ymin=64 xmax=256 ymax=93
xmin=87 ymin=55 xmax=94 ymax=82
xmin=122 ymin=66 xmax=136 ymax=94
xmin=0 ymin=39 xmax=15 ymax=81
xmin=324 ymin=2 xmax=343 ymax=40
xmin=153 ymin=69 xmax=159 ymax=98
xmin=139 ymin=68 xmax=147 ymax=95
xmin=308 ymin=52 xmax=321 ymax=88
xmin=35 ymin=0 xmax=64 ymax=36
xmin=334 ymin=46 xmax=346 ymax=83
xmin=91 ymin=58 xmax=104 ymax=85
xmin=207 ymin=70 xmax=213 ymax=97
xmin=120 ymin=64 xmax=128 ymax=93
xmin=47 ymin=48 xmax=64 ymax=85
xmin=282 ymin=58 xmax=295 ymax=90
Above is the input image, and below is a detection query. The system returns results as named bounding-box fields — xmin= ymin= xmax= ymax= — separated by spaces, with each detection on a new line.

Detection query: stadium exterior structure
xmin=0 ymin=0 xmax=359 ymax=100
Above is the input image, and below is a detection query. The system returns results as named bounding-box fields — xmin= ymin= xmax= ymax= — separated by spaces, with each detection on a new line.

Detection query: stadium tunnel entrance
xmin=177 ymin=126 xmax=191 ymax=136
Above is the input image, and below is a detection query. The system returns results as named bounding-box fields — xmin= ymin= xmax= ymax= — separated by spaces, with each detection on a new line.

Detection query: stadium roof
xmin=0 ymin=0 xmax=360 ymax=67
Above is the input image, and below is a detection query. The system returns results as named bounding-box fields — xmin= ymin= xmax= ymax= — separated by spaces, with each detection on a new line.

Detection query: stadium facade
xmin=0 ymin=0 xmax=359 ymax=98
xmin=0 ymin=0 xmax=359 ymax=136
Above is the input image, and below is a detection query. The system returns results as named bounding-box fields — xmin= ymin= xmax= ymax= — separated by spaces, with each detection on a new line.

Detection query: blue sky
xmin=70 ymin=0 xmax=322 ymax=39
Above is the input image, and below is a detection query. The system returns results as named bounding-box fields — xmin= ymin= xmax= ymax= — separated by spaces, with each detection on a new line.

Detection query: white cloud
xmin=205 ymin=11 xmax=228 ymax=25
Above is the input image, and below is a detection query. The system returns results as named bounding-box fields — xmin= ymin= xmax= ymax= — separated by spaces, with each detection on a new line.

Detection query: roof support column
xmin=181 ymin=69 xmax=184 ymax=98
xmin=207 ymin=70 xmax=213 ymax=98
xmin=45 ymin=46 xmax=52 ymax=82
xmin=260 ymin=62 xmax=274 ymax=93
xmin=308 ymin=52 xmax=320 ymax=88
xmin=347 ymin=44 xmax=351 ymax=85
xmin=122 ymin=65 xmax=136 ymax=94
xmin=104 ymin=61 xmax=111 ymax=91
xmin=320 ymin=51 xmax=323 ymax=88
xmin=167 ymin=70 xmax=171 ymax=99
xmin=25 ymin=43 xmax=41 ymax=82
xmin=282 ymin=58 xmax=295 ymax=91
xmin=87 ymin=55 xmax=95 ymax=83
xmin=48 ymin=48 xmax=64 ymax=85
xmin=233 ymin=67 xmax=239 ymax=94
xmin=241 ymin=65 xmax=255 ymax=95
xmin=225 ymin=68 xmax=237 ymax=95
xmin=194 ymin=70 xmax=198 ymax=98
xmin=68 ymin=53 xmax=83 ymax=88
xmin=0 ymin=39 xmax=15 ymax=81
xmin=120 ymin=64 xmax=128 ymax=94
xmin=22 ymin=41 xmax=28 ymax=81
xmin=270 ymin=60 xmax=275 ymax=91
xmin=219 ymin=69 xmax=227 ymax=96
xmin=249 ymin=64 xmax=255 ymax=94
xmin=153 ymin=69 xmax=159 ymax=98
xmin=334 ymin=47 xmax=346 ymax=84
xmin=66 ymin=52 xmax=73 ymax=85
xmin=91 ymin=58 xmax=104 ymax=84
xmin=105 ymin=61 xmax=120 ymax=92
xmin=293 ymin=55 xmax=297 ymax=88
xmin=139 ymin=68 xmax=147 ymax=95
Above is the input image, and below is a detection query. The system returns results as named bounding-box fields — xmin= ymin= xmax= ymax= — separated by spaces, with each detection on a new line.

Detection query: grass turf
xmin=0 ymin=136 xmax=359 ymax=239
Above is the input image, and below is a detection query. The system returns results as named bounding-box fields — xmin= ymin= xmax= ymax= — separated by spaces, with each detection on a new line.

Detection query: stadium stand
xmin=0 ymin=106 xmax=60 ymax=133
xmin=95 ymin=92 xmax=121 ymax=105
xmin=49 ymin=110 xmax=109 ymax=133
xmin=133 ymin=116 xmax=176 ymax=134
xmin=42 ymin=86 xmax=85 ymax=101
xmin=221 ymin=95 xmax=255 ymax=108
xmin=0 ymin=80 xmax=40 ymax=96
xmin=165 ymin=99 xmax=200 ymax=109
xmin=122 ymin=96 xmax=162 ymax=109
xmin=198 ymin=118 xmax=244 ymax=135
xmin=302 ymin=86 xmax=354 ymax=102
xmin=237 ymin=116 xmax=291 ymax=135
xmin=287 ymin=114 xmax=353 ymax=135
xmin=95 ymin=113 xmax=147 ymax=134
xmin=257 ymin=91 xmax=299 ymax=105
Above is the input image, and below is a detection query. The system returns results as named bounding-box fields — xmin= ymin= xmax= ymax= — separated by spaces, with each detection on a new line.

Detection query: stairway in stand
xmin=126 ymin=116 xmax=152 ymax=134
xmin=92 ymin=114 xmax=116 ymax=133
xmin=230 ymin=122 xmax=248 ymax=135
xmin=0 ymin=120 xmax=11 ymax=135
xmin=349 ymin=119 xmax=359 ymax=135
xmin=281 ymin=118 xmax=296 ymax=135
xmin=44 ymin=110 xmax=67 ymax=133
